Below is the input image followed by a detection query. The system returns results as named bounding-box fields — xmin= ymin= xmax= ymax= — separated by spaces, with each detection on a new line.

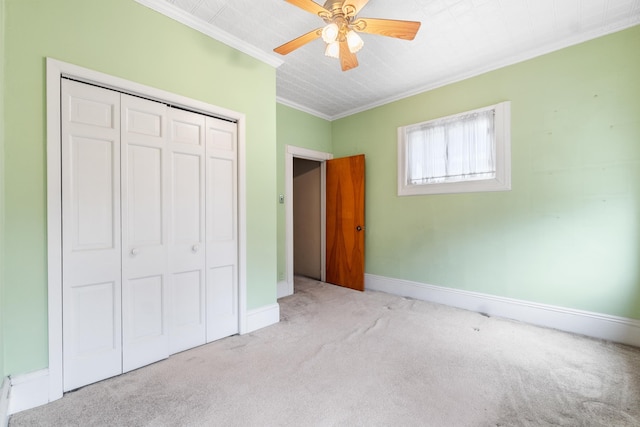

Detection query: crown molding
xmin=134 ymin=0 xmax=284 ymax=69
xmin=276 ymin=96 xmax=332 ymax=121
xmin=330 ymin=19 xmax=640 ymax=121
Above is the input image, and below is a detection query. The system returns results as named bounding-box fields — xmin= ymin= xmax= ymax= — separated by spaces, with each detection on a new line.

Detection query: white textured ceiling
xmin=140 ymin=0 xmax=640 ymax=120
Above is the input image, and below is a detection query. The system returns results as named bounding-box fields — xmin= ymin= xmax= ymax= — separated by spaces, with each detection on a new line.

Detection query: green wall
xmin=2 ymin=0 xmax=277 ymax=376
xmin=0 ymin=0 xmax=6 ymax=381
xmin=276 ymin=103 xmax=332 ymax=282
xmin=332 ymin=25 xmax=640 ymax=319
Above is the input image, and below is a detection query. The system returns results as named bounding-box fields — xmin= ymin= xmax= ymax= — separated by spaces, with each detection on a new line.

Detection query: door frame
xmin=46 ymin=58 xmax=247 ymax=402
xmin=280 ymin=145 xmax=333 ymax=298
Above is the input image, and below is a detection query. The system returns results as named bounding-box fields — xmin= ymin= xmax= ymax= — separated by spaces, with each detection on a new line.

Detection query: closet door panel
xmin=129 ymin=275 xmax=165 ymax=339
xmin=206 ymin=118 xmax=239 ymax=342
xmin=127 ymin=145 xmax=163 ymax=246
xmin=207 ymin=157 xmax=235 ymax=262
xmin=172 ymin=153 xmax=201 ymax=243
xmin=72 ymin=282 xmax=117 ymax=353
xmin=172 ymin=270 xmax=203 ymax=332
xmin=168 ymin=108 xmax=207 ymax=354
xmin=61 ymin=79 xmax=122 ymax=391
xmin=70 ymin=137 xmax=116 ymax=250
xmin=206 ymin=265 xmax=237 ymax=340
xmin=121 ymin=94 xmax=170 ymax=372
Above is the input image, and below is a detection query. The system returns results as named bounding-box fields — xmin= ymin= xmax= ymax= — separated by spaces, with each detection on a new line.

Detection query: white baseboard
xmin=365 ymin=274 xmax=640 ymax=348
xmin=246 ymin=303 xmax=280 ymax=333
xmin=8 ymin=369 xmax=50 ymax=415
xmin=1 ymin=377 xmax=10 ymax=427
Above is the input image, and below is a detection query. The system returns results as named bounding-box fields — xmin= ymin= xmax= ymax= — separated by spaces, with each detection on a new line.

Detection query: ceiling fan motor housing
xmin=321 ymin=1 xmax=354 ymax=41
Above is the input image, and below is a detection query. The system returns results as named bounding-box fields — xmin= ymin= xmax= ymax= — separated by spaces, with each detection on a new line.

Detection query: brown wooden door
xmin=326 ymin=154 xmax=365 ymax=291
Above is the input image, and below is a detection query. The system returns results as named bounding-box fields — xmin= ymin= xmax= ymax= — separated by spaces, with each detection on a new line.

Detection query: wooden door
xmin=326 ymin=154 xmax=365 ymax=291
xmin=61 ymin=79 xmax=123 ymax=391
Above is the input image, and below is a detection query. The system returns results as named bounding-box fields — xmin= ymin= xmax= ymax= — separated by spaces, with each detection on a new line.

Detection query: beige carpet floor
xmin=10 ymin=277 xmax=640 ymax=426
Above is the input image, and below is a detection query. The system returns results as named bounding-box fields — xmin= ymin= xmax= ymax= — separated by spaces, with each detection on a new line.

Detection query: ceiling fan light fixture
xmin=325 ymin=41 xmax=340 ymax=58
xmin=273 ymin=0 xmax=421 ymax=72
xmin=346 ymin=30 xmax=364 ymax=53
xmin=321 ymin=23 xmax=339 ymax=43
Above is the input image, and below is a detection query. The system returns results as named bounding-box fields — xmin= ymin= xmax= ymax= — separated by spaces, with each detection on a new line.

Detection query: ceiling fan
xmin=274 ymin=0 xmax=421 ymax=71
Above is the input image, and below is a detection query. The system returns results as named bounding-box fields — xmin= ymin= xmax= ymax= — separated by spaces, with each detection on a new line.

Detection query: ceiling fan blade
xmin=284 ymin=0 xmax=330 ymax=17
xmin=274 ymin=28 xmax=322 ymax=55
xmin=342 ymin=0 xmax=370 ymax=17
xmin=339 ymin=40 xmax=359 ymax=71
xmin=353 ymin=18 xmax=421 ymax=40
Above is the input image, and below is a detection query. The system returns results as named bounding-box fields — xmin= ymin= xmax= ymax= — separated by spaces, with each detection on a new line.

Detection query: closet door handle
xmin=130 ymin=248 xmax=139 ymax=256
xmin=192 ymin=244 xmax=200 ymax=253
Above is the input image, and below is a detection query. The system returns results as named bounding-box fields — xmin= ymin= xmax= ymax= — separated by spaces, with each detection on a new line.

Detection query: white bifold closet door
xmin=61 ymin=80 xmax=123 ymax=391
xmin=61 ymin=79 xmax=238 ymax=391
xmin=120 ymin=94 xmax=171 ymax=372
xmin=205 ymin=118 xmax=239 ymax=342
xmin=166 ymin=107 xmax=207 ymax=355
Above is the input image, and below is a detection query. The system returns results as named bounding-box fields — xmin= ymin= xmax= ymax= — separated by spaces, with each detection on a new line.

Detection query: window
xmin=397 ymin=101 xmax=511 ymax=196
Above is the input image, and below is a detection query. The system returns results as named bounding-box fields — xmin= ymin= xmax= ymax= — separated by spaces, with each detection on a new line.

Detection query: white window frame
xmin=397 ymin=101 xmax=511 ymax=196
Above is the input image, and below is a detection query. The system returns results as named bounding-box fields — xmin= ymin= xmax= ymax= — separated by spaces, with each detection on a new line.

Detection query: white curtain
xmin=407 ymin=109 xmax=496 ymax=185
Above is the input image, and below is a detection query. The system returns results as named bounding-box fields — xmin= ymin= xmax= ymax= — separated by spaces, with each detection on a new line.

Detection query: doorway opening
xmin=281 ymin=145 xmax=333 ymax=298
xmin=293 ymin=158 xmax=322 ymax=281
